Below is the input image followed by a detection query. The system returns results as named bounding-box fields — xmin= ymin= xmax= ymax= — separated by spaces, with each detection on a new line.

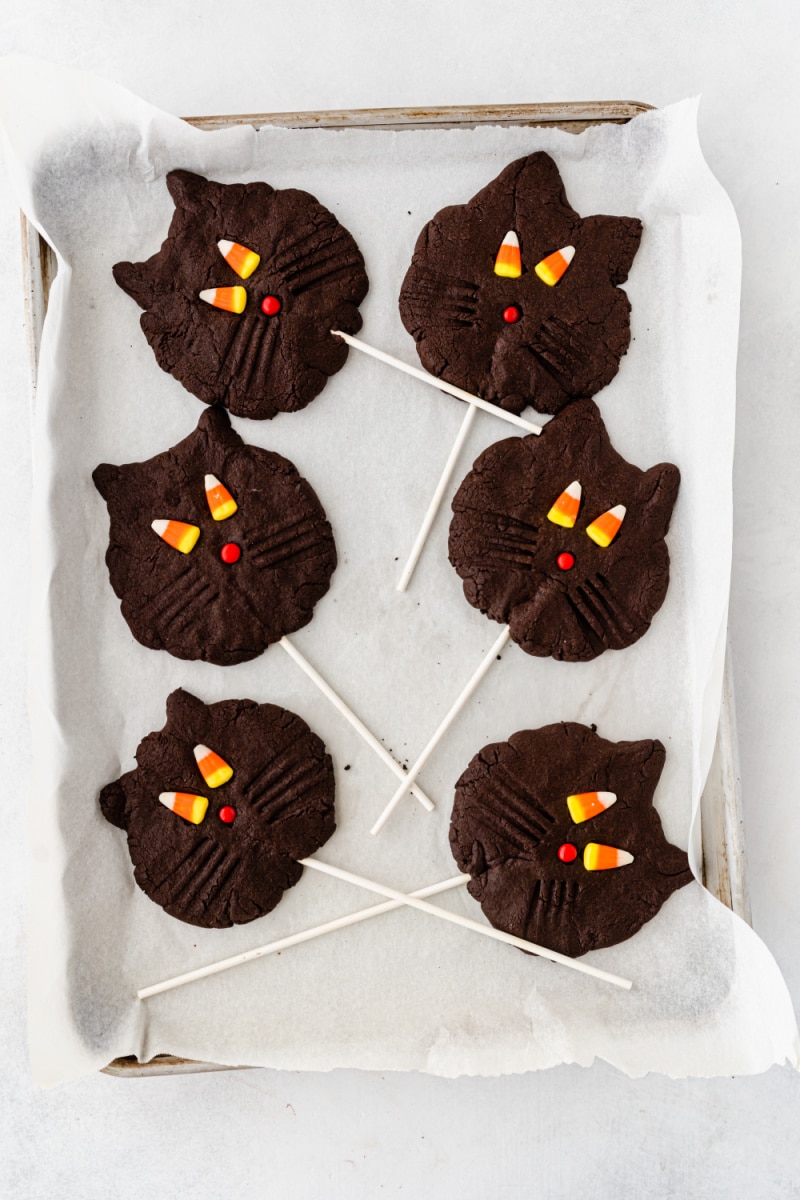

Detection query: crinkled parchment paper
xmin=1 ymin=57 xmax=797 ymax=1084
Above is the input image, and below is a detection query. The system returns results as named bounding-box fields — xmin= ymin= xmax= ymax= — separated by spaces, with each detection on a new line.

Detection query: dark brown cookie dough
xmin=100 ymin=689 xmax=336 ymax=928
xmin=93 ymin=407 xmax=336 ymax=666
xmin=449 ymin=399 xmax=679 ymax=662
xmin=450 ymin=722 xmax=692 ymax=957
xmin=399 ymin=152 xmax=642 ymax=416
xmin=114 ymin=170 xmax=369 ymax=419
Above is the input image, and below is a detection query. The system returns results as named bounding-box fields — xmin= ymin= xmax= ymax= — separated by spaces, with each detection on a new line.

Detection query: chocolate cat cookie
xmin=450 ymin=722 xmax=692 ymax=957
xmin=93 ymin=408 xmax=336 ymax=665
xmin=449 ymin=399 xmax=679 ymax=662
xmin=114 ymin=170 xmax=369 ymax=419
xmin=100 ymin=689 xmax=336 ymax=927
xmin=399 ymin=152 xmax=642 ymax=416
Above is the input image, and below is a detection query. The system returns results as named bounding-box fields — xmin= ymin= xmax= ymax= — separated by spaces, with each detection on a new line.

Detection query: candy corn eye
xmin=534 ymin=245 xmax=575 ymax=287
xmin=547 ymin=481 xmax=581 ymax=528
xmin=194 ymin=744 xmax=233 ymax=789
xmin=159 ymin=792 xmax=208 ymax=825
xmin=204 ymin=474 xmax=238 ymax=521
xmin=566 ymin=791 xmax=617 ymax=824
xmin=586 ymin=505 xmax=626 ymax=548
xmin=583 ymin=843 xmax=634 ymax=871
xmin=151 ymin=520 xmax=200 ymax=554
xmin=217 ymin=240 xmax=260 ymax=280
xmin=198 ymin=286 xmax=247 ymax=314
xmin=494 ymin=231 xmax=522 ymax=279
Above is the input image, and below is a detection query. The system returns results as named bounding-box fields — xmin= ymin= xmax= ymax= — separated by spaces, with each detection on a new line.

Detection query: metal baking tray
xmin=19 ymin=99 xmax=749 ymax=1078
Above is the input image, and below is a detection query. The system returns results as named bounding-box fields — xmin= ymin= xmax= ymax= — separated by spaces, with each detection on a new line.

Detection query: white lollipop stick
xmin=331 ymin=330 xmax=542 ymax=591
xmin=301 ymin=857 xmax=632 ymax=990
xmin=370 ymin=625 xmax=512 ymax=836
xmin=280 ymin=636 xmax=434 ymax=812
xmin=138 ymin=872 xmax=469 ymax=999
xmin=396 ymin=404 xmax=477 ymax=592
xmin=331 ymin=331 xmax=542 ymax=435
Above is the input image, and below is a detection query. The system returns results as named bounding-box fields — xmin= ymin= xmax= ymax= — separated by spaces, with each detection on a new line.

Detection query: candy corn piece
xmin=567 ymin=790 xmax=617 ymax=824
xmin=159 ymin=792 xmax=208 ymax=825
xmin=151 ymin=519 xmax=200 ymax=554
xmin=547 ymin=481 xmax=582 ymax=528
xmin=583 ymin=843 xmax=634 ymax=871
xmin=198 ymin=286 xmax=247 ymax=314
xmin=194 ymin=744 xmax=233 ymax=789
xmin=494 ymin=231 xmax=522 ymax=279
xmin=534 ymin=245 xmax=575 ymax=287
xmin=586 ymin=505 xmax=626 ymax=548
xmin=205 ymin=474 xmax=238 ymax=522
xmin=217 ymin=239 xmax=260 ymax=280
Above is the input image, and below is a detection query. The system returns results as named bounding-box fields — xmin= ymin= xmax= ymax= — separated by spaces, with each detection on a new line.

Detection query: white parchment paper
xmin=1 ymin=57 xmax=797 ymax=1085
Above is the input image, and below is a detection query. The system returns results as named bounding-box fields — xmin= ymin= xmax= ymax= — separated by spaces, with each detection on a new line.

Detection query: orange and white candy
xmin=194 ymin=744 xmax=233 ymax=789
xmin=217 ymin=239 xmax=260 ymax=280
xmin=493 ymin=231 xmax=522 ymax=279
xmin=159 ymin=792 xmax=208 ymax=825
xmin=534 ymin=245 xmax=575 ymax=287
xmin=586 ymin=505 xmax=626 ymax=548
xmin=205 ymin=474 xmax=238 ymax=522
xmin=547 ymin=481 xmax=581 ymax=528
xmin=151 ymin=519 xmax=200 ymax=554
xmin=199 ymin=286 xmax=247 ymax=314
xmin=566 ymin=790 xmax=617 ymax=824
xmin=583 ymin=843 xmax=634 ymax=871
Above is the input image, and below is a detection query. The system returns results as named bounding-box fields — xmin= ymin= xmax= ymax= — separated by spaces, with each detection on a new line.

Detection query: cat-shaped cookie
xmin=449 ymin=399 xmax=679 ymax=662
xmin=450 ymin=722 xmax=692 ymax=957
xmin=399 ymin=152 xmax=642 ymax=416
xmin=114 ymin=170 xmax=369 ymax=419
xmin=100 ymin=689 xmax=336 ymax=927
xmin=93 ymin=408 xmax=336 ymax=665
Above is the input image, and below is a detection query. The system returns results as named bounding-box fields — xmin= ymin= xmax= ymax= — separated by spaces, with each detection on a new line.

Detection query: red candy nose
xmin=220 ymin=543 xmax=241 ymax=564
xmin=557 ymin=551 xmax=575 ymax=571
xmin=502 ymin=305 xmax=521 ymax=324
xmin=558 ymin=843 xmax=578 ymax=863
xmin=218 ymin=806 xmax=237 ymax=824
xmin=261 ymin=295 xmax=281 ymax=316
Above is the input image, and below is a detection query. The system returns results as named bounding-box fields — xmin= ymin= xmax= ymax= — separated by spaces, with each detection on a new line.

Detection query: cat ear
xmin=514 ymin=152 xmax=577 ymax=224
xmin=166 ymin=169 xmax=221 ymax=213
xmin=546 ymin=398 xmax=606 ymax=466
xmin=112 ymin=258 xmax=160 ymax=309
xmin=578 ymin=215 xmax=643 ymax=284
xmin=99 ymin=777 xmax=130 ymax=830
xmin=614 ymin=739 xmax=666 ymax=797
xmin=92 ymin=463 xmax=122 ymax=501
xmin=197 ymin=405 xmax=237 ymax=442
xmin=165 ymin=688 xmax=208 ymax=739
xmin=638 ymin=462 xmax=681 ymax=539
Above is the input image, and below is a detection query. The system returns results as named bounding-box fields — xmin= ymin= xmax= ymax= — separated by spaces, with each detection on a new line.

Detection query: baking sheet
xmin=1 ymin=57 xmax=797 ymax=1084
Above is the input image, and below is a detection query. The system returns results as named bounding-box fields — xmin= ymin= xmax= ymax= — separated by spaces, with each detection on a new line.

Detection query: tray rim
xmin=18 ymin=96 xmax=748 ymax=1079
xmin=182 ymin=99 xmax=652 ymax=132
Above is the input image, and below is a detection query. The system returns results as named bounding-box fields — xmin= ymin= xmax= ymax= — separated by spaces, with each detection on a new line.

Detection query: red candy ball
xmin=220 ymin=542 xmax=241 ymax=564
xmin=261 ymin=295 xmax=281 ymax=316
xmin=502 ymin=305 xmax=521 ymax=324
xmin=557 ymin=551 xmax=575 ymax=571
xmin=218 ymin=806 xmax=237 ymax=824
xmin=558 ymin=843 xmax=578 ymax=863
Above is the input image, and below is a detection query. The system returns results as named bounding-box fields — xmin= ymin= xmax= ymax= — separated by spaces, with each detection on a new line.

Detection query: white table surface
xmin=1 ymin=2 xmax=799 ymax=1196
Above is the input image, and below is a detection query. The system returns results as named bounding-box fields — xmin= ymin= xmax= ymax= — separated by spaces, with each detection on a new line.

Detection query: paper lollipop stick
xmin=301 ymin=857 xmax=632 ymax=990
xmin=396 ymin=404 xmax=478 ymax=592
xmin=331 ymin=330 xmax=542 ymax=592
xmin=138 ymin=872 xmax=470 ymax=999
xmin=370 ymin=625 xmax=511 ymax=835
xmin=279 ymin=636 xmax=434 ymax=812
xmin=332 ymin=331 xmax=541 ymax=434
